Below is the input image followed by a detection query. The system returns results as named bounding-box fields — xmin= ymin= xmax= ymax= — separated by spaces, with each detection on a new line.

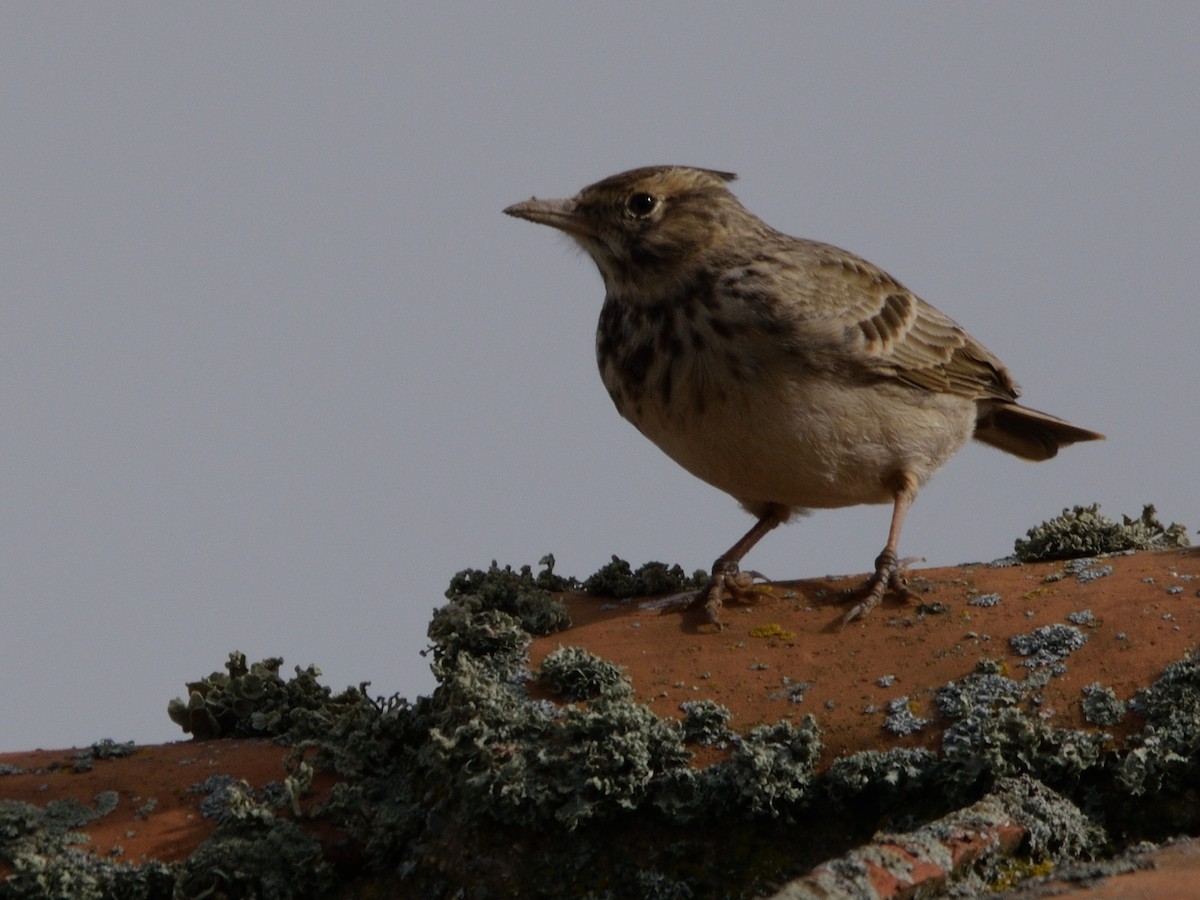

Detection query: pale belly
xmin=623 ymin=372 xmax=977 ymax=513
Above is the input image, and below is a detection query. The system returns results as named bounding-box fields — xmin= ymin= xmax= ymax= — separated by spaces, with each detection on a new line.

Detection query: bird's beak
xmin=503 ymin=197 xmax=596 ymax=240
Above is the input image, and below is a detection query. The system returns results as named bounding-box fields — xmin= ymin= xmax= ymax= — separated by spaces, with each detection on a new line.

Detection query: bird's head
xmin=505 ymin=166 xmax=746 ymax=297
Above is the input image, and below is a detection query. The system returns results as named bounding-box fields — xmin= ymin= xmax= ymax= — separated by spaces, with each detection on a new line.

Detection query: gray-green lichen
xmin=773 ymin=776 xmax=1105 ymax=899
xmin=1014 ymin=503 xmax=1190 ymax=562
xmin=173 ymin=812 xmax=331 ymax=900
xmin=442 ymin=557 xmax=574 ymax=634
xmin=582 ymin=555 xmax=707 ymax=596
xmin=11 ymin=549 xmax=1200 ymax=898
xmin=823 ymin=747 xmax=941 ymax=809
xmin=679 ymin=698 xmax=734 ymax=746
xmin=0 ymin=795 xmax=174 ymax=900
xmin=67 ymin=739 xmax=136 ymax=774
xmin=166 ymin=650 xmax=379 ymax=741
xmin=936 ymin=656 xmax=1109 ymax=794
xmin=539 ymin=645 xmax=630 ymax=701
xmin=720 ymin=718 xmax=822 ymax=818
xmin=1010 ymin=623 xmax=1088 ymax=672
xmin=301 ymin=556 xmax=1193 ymax=895
xmin=1080 ymin=682 xmax=1126 ymax=727
xmin=883 ymin=696 xmax=932 ymax=736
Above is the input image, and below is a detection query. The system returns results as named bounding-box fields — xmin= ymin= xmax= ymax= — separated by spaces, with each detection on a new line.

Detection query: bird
xmin=504 ymin=166 xmax=1103 ymax=626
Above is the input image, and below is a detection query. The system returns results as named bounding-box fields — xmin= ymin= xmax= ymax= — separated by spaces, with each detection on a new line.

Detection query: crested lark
xmin=505 ymin=166 xmax=1103 ymax=625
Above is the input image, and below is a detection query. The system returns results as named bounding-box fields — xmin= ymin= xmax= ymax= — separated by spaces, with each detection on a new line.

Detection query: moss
xmin=1014 ymin=503 xmax=1190 ymax=562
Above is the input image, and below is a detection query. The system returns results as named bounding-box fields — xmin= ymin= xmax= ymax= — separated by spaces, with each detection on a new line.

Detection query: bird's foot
xmin=841 ymin=549 xmax=921 ymax=624
xmin=694 ymin=560 xmax=767 ymax=628
xmin=641 ymin=560 xmax=766 ymax=628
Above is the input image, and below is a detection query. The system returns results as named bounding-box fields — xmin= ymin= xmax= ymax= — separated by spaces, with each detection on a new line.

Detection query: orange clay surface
xmin=0 ymin=738 xmax=336 ymax=870
xmin=529 ymin=548 xmax=1200 ymax=762
xmin=2 ymin=547 xmax=1198 ymax=898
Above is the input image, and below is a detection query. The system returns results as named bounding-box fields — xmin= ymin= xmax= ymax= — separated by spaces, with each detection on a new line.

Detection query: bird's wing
xmin=760 ymin=241 xmax=1021 ymax=402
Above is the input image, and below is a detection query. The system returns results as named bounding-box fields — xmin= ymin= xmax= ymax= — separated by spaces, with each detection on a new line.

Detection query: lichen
xmin=581 ymin=555 xmax=707 ymax=596
xmin=935 ymin=659 xmax=1023 ymax=719
xmin=967 ymin=592 xmax=1002 ymax=607
xmin=444 ymin=556 xmax=574 ymax=634
xmin=189 ymin=774 xmax=294 ymax=825
xmin=768 ymin=677 xmax=812 ymax=704
xmin=883 ymin=696 xmax=932 ymax=736
xmin=1014 ymin=503 xmax=1190 ymax=562
xmin=145 ymin=557 xmax=1163 ymax=895
xmin=1065 ymin=558 xmax=1114 ymax=583
xmin=1116 ymin=652 xmax=1200 ymax=812
xmin=1010 ymin=623 xmax=1088 ymax=672
xmin=823 ymin=747 xmax=940 ymax=806
xmin=539 ymin=645 xmax=629 ymax=701
xmin=166 ymin=651 xmax=376 ymax=740
xmin=934 ymin=657 xmax=1109 ymax=796
xmin=1080 ymin=682 xmax=1126 ymax=727
xmin=20 ymin=550 xmax=1200 ymax=898
xmin=0 ymin=796 xmax=174 ymax=900
xmin=69 ymin=740 xmax=136 ymax=774
xmin=174 ymin=812 xmax=331 ymax=900
xmin=749 ymin=623 xmax=796 ymax=640
xmin=718 ymin=718 xmax=822 ymax=818
xmin=424 ymin=657 xmax=690 ymax=830
xmin=678 ymin=699 xmax=733 ymax=746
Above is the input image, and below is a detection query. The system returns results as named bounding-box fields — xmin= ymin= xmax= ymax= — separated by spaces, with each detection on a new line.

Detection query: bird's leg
xmin=843 ymin=475 xmax=920 ymax=624
xmin=694 ymin=504 xmax=787 ymax=627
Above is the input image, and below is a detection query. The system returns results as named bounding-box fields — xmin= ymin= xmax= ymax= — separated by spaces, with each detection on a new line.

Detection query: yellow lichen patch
xmin=1023 ymin=587 xmax=1057 ymax=601
xmin=989 ymin=857 xmax=1055 ymax=891
xmin=748 ymin=624 xmax=795 ymax=641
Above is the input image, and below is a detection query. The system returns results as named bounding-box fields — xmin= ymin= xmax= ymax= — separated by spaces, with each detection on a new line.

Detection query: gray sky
xmin=3 ymin=5 xmax=1196 ymax=750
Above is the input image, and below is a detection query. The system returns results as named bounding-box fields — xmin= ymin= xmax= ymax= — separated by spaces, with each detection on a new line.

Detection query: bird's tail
xmin=974 ymin=401 xmax=1104 ymax=461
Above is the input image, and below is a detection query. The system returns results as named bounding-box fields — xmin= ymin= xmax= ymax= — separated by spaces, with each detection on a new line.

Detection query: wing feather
xmin=755 ymin=240 xmax=1021 ymax=402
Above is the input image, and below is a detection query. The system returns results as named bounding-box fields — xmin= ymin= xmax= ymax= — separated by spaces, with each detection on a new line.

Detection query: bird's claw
xmin=841 ymin=550 xmax=921 ymax=624
xmin=640 ymin=562 xmax=767 ymax=627
xmin=695 ymin=561 xmax=768 ymax=628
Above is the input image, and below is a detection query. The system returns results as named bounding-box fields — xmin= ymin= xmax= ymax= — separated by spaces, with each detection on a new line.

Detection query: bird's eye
xmin=625 ymin=192 xmax=658 ymax=217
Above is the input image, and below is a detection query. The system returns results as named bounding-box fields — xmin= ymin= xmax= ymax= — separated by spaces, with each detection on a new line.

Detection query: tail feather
xmin=974 ymin=401 xmax=1104 ymax=461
